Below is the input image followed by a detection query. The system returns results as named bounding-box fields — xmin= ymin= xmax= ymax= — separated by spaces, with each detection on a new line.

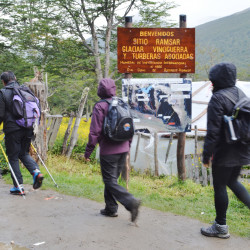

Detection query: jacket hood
xmin=209 ymin=62 xmax=237 ymax=91
xmin=97 ymin=78 xmax=116 ymax=98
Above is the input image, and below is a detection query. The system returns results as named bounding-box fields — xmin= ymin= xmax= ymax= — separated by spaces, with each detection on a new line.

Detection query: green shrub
xmin=51 ymin=137 xmax=97 ymax=162
xmin=0 ymin=143 xmax=10 ymax=175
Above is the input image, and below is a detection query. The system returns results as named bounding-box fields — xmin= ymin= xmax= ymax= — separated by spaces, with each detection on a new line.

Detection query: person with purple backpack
xmin=0 ymin=71 xmax=44 ymax=195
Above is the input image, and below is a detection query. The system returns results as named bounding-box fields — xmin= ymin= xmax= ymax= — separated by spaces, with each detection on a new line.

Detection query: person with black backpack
xmin=84 ymin=78 xmax=141 ymax=223
xmin=0 ymin=71 xmax=44 ymax=195
xmin=201 ymin=63 xmax=250 ymax=238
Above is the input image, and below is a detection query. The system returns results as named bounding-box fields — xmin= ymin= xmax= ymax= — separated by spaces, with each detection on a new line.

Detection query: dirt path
xmin=0 ymin=179 xmax=249 ymax=250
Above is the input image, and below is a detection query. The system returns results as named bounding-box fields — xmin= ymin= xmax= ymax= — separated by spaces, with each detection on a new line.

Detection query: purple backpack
xmin=11 ymin=85 xmax=40 ymax=128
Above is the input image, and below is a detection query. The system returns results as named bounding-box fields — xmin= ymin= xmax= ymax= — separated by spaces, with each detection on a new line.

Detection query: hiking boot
xmin=201 ymin=221 xmax=230 ymax=239
xmin=100 ymin=209 xmax=118 ymax=217
xmin=130 ymin=199 xmax=141 ymax=222
xmin=10 ymin=185 xmax=25 ymax=195
xmin=33 ymin=170 xmax=44 ymax=190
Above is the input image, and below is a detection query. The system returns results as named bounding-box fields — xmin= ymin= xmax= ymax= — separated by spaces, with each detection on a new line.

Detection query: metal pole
xmin=0 ymin=143 xmax=25 ymax=199
xmin=31 ymin=143 xmax=58 ymax=187
xmin=194 ymin=125 xmax=199 ymax=183
xmin=154 ymin=133 xmax=159 ymax=176
xmin=165 ymin=133 xmax=173 ymax=163
xmin=177 ymin=14 xmax=187 ymax=181
xmin=134 ymin=133 xmax=141 ymax=162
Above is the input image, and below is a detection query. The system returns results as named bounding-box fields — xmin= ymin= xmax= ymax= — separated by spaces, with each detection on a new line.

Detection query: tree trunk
xmin=177 ymin=132 xmax=186 ymax=181
xmin=46 ymin=114 xmax=63 ymax=149
xmin=86 ymin=105 xmax=89 ymax=122
xmin=62 ymin=111 xmax=74 ymax=155
xmin=92 ymin=30 xmax=103 ymax=83
xmin=26 ymin=68 xmax=48 ymax=162
xmin=104 ymin=19 xmax=112 ymax=78
xmin=66 ymin=87 xmax=89 ymax=158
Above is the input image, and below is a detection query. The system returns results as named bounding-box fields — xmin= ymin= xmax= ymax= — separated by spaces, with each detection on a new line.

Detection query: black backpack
xmin=223 ymin=88 xmax=250 ymax=144
xmin=99 ymin=97 xmax=134 ymax=141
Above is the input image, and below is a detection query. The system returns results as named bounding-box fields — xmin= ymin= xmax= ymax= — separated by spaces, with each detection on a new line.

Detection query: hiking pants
xmin=100 ymin=153 xmax=136 ymax=213
xmin=212 ymin=165 xmax=250 ymax=225
xmin=5 ymin=129 xmax=39 ymax=186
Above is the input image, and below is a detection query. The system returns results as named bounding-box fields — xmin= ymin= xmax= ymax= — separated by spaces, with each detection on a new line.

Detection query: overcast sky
xmin=169 ymin=0 xmax=250 ymax=27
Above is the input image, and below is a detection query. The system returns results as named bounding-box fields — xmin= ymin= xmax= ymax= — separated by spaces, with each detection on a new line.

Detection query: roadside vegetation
xmin=1 ymin=119 xmax=249 ymax=237
xmin=2 ymin=154 xmax=249 ymax=237
xmin=1 ymin=118 xmax=249 ymax=238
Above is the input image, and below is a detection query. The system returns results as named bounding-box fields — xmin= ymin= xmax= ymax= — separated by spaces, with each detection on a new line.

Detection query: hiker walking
xmin=0 ymin=71 xmax=44 ymax=195
xmin=84 ymin=78 xmax=141 ymax=222
xmin=201 ymin=63 xmax=250 ymax=238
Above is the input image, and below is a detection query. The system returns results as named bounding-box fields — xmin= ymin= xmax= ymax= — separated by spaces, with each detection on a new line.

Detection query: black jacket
xmin=203 ymin=63 xmax=250 ymax=167
xmin=0 ymin=81 xmax=22 ymax=134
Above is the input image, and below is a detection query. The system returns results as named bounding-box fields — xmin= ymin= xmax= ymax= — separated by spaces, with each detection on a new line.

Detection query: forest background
xmin=0 ymin=0 xmax=249 ymax=115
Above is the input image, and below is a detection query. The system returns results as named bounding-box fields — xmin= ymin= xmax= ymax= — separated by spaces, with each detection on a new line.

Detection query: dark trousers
xmin=100 ymin=153 xmax=135 ymax=213
xmin=5 ymin=129 xmax=39 ymax=186
xmin=212 ymin=165 xmax=250 ymax=225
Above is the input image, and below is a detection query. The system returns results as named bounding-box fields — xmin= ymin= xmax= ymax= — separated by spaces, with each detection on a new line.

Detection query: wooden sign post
xmin=121 ymin=16 xmax=133 ymax=186
xmin=177 ymin=14 xmax=187 ymax=181
xmin=118 ymin=15 xmax=194 ymax=181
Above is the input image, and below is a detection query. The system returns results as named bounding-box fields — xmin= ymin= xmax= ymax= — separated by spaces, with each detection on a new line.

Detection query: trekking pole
xmin=0 ymin=143 xmax=26 ymax=199
xmin=31 ymin=143 xmax=58 ymax=188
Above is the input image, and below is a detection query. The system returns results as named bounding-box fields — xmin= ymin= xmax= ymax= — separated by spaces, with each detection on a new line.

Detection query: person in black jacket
xmin=0 ymin=71 xmax=44 ymax=195
xmin=201 ymin=63 xmax=250 ymax=238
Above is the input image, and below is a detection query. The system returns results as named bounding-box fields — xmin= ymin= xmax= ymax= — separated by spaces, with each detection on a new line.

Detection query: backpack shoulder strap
xmin=19 ymin=84 xmax=35 ymax=95
xmin=223 ymin=91 xmax=239 ymax=105
xmin=233 ymin=95 xmax=250 ymax=111
xmin=223 ymin=87 xmax=247 ymax=104
xmin=93 ymin=99 xmax=112 ymax=111
xmin=221 ymin=88 xmax=239 ymax=105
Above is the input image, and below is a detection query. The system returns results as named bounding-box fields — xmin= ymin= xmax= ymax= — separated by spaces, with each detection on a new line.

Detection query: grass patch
xmin=2 ymin=153 xmax=250 ymax=238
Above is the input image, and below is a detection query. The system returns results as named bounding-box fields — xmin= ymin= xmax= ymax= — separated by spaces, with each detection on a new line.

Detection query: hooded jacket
xmin=0 ymin=81 xmax=23 ymax=134
xmin=84 ymin=78 xmax=130 ymax=159
xmin=202 ymin=62 xmax=250 ymax=167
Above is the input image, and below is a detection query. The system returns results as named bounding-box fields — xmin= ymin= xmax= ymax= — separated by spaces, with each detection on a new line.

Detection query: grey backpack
xmin=223 ymin=88 xmax=250 ymax=144
xmin=99 ymin=97 xmax=134 ymax=141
